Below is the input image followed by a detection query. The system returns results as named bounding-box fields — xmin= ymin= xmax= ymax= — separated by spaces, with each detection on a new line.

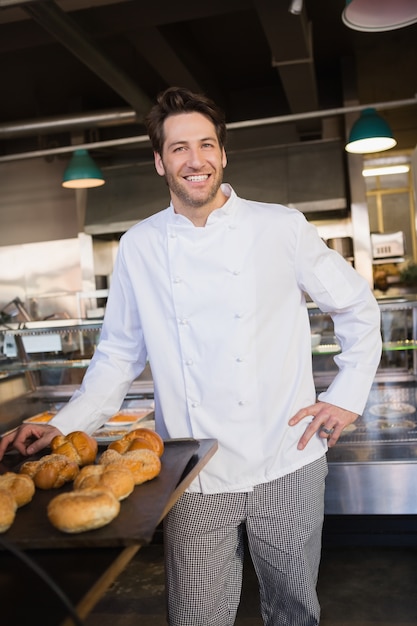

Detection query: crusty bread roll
xmin=126 ymin=437 xmax=155 ymax=452
xmin=47 ymin=488 xmax=120 ymax=533
xmin=109 ymin=435 xmax=154 ymax=455
xmin=0 ymin=488 xmax=17 ymax=533
xmin=0 ymin=472 xmax=35 ymax=507
xmin=73 ymin=463 xmax=135 ymax=501
xmin=50 ymin=431 xmax=98 ymax=466
xmin=108 ymin=428 xmax=164 ymax=457
xmin=20 ymin=453 xmax=79 ymax=489
xmin=99 ymin=448 xmax=161 ymax=485
xmin=124 ymin=428 xmax=164 ymax=456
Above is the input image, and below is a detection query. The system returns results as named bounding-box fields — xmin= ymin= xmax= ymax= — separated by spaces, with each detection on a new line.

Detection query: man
xmin=0 ymin=87 xmax=382 ymax=625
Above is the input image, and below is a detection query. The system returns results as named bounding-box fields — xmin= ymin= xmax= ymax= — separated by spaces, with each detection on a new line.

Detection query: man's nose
xmin=187 ymin=148 xmax=204 ymax=168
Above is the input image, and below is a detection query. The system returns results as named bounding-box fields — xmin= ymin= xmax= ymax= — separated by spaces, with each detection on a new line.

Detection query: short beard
xmin=164 ymin=170 xmax=224 ymax=209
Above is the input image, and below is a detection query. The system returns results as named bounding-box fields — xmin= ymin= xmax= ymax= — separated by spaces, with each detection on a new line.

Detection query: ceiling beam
xmin=126 ymin=26 xmax=203 ymax=94
xmin=22 ymin=0 xmax=153 ymax=120
xmin=255 ymin=0 xmax=319 ymax=136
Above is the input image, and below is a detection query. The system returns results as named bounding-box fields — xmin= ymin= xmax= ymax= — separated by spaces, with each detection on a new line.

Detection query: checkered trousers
xmin=163 ymin=455 xmax=327 ymax=626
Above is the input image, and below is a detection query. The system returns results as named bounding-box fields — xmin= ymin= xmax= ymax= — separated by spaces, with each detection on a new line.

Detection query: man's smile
xmin=184 ymin=174 xmax=210 ymax=182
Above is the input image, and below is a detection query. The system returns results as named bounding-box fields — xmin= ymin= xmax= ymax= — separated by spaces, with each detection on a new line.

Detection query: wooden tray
xmin=1 ymin=438 xmax=210 ymax=550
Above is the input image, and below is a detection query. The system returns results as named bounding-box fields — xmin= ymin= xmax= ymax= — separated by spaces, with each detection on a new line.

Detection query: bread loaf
xmin=50 ymin=431 xmax=98 ymax=466
xmin=99 ymin=447 xmax=161 ymax=485
xmin=0 ymin=488 xmax=17 ymax=533
xmin=73 ymin=463 xmax=135 ymax=500
xmin=0 ymin=472 xmax=35 ymax=507
xmin=20 ymin=453 xmax=80 ymax=489
xmin=47 ymin=488 xmax=120 ymax=533
xmin=108 ymin=428 xmax=164 ymax=456
xmin=109 ymin=435 xmax=153 ymax=454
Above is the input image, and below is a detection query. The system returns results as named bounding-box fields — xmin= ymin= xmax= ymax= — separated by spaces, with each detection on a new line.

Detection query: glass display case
xmin=2 ymin=299 xmax=417 ymax=515
xmin=0 ymin=319 xmax=153 ymax=435
xmin=309 ymin=295 xmax=417 ymax=514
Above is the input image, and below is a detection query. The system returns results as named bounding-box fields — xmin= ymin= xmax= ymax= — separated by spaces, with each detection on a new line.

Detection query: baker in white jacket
xmin=0 ymin=87 xmax=382 ymax=626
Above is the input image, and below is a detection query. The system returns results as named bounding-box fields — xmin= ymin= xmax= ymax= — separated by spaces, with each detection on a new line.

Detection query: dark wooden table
xmin=0 ymin=438 xmax=218 ymax=626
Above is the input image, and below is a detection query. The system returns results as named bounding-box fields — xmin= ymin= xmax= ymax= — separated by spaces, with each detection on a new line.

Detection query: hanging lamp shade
xmin=345 ymin=108 xmax=397 ymax=154
xmin=342 ymin=0 xmax=417 ymax=32
xmin=62 ymin=149 xmax=105 ymax=188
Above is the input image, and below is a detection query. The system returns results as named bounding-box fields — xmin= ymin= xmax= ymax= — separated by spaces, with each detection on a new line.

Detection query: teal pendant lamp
xmin=62 ymin=149 xmax=105 ymax=188
xmin=345 ymin=108 xmax=397 ymax=154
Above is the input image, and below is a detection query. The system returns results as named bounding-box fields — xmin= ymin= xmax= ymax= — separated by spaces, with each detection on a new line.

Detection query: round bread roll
xmin=20 ymin=453 xmax=79 ymax=489
xmin=108 ymin=428 xmax=164 ymax=457
xmin=51 ymin=431 xmax=98 ymax=466
xmin=0 ymin=472 xmax=35 ymax=507
xmin=99 ymin=448 xmax=161 ymax=485
xmin=0 ymin=488 xmax=17 ymax=533
xmin=126 ymin=437 xmax=155 ymax=452
xmin=109 ymin=436 xmax=153 ymax=455
xmin=124 ymin=428 xmax=164 ymax=456
xmin=47 ymin=488 xmax=120 ymax=533
xmin=73 ymin=463 xmax=135 ymax=500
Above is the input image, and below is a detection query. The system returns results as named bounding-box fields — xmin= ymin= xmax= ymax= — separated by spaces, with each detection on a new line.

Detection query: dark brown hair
xmin=145 ymin=87 xmax=226 ymax=155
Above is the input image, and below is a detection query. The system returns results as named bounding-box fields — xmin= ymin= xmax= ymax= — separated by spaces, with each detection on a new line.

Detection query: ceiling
xmin=1 ymin=0 xmax=416 ymax=167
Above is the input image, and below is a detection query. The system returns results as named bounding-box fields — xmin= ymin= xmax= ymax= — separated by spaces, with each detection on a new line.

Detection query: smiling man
xmin=153 ymin=112 xmax=228 ymax=223
xmin=0 ymin=87 xmax=382 ymax=626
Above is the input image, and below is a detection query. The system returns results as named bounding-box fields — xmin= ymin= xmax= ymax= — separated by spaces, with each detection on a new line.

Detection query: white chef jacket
xmin=51 ymin=184 xmax=382 ymax=494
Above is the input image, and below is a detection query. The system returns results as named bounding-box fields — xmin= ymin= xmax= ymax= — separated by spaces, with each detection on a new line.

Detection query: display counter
xmin=309 ymin=295 xmax=417 ymax=514
xmin=2 ymin=296 xmax=417 ymax=516
xmin=0 ymin=319 xmax=154 ymax=435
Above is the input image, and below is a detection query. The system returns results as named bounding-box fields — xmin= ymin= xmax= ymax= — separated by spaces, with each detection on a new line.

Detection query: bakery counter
xmin=325 ymin=412 xmax=417 ymax=515
xmin=0 ymin=321 xmax=155 ymax=432
xmin=310 ymin=297 xmax=417 ymax=517
xmin=0 ymin=392 xmax=49 ymax=436
xmin=323 ymin=379 xmax=417 ymax=515
xmin=0 ymin=437 xmax=218 ymax=625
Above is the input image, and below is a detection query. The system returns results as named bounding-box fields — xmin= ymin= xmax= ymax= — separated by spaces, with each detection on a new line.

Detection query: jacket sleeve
xmin=295 ymin=218 xmax=382 ymax=415
xmin=50 ymin=239 xmax=148 ymax=435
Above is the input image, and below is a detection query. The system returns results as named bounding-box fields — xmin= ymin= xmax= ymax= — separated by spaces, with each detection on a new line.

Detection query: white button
xmin=238 ymin=400 xmax=246 ymax=406
xmin=185 ymin=359 xmax=193 ymax=366
xmin=178 ymin=318 xmax=188 ymax=325
xmin=235 ymin=312 xmax=243 ymax=319
xmin=191 ymin=402 xmax=199 ymax=408
xmin=236 ymin=357 xmax=244 ymax=362
xmin=170 ymin=232 xmax=177 ymax=238
xmin=173 ymin=276 xmax=182 ymax=283
xmin=232 ymin=270 xmax=240 ymax=276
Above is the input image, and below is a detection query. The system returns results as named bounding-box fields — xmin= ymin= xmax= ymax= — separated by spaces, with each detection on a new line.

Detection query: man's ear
xmin=154 ymin=152 xmax=165 ymax=176
xmin=222 ymin=148 xmax=227 ymax=169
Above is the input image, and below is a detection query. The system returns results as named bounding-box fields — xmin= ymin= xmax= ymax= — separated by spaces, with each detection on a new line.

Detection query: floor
xmin=85 ymin=537 xmax=417 ymax=626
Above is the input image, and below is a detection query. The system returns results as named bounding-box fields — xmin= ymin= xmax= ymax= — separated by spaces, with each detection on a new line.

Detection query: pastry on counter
xmin=99 ymin=447 xmax=161 ymax=485
xmin=0 ymin=488 xmax=17 ymax=533
xmin=47 ymin=487 xmax=120 ymax=533
xmin=108 ymin=427 xmax=164 ymax=456
xmin=0 ymin=471 xmax=35 ymax=507
xmin=50 ymin=430 xmax=98 ymax=466
xmin=20 ymin=453 xmax=79 ymax=489
xmin=73 ymin=463 xmax=135 ymax=501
